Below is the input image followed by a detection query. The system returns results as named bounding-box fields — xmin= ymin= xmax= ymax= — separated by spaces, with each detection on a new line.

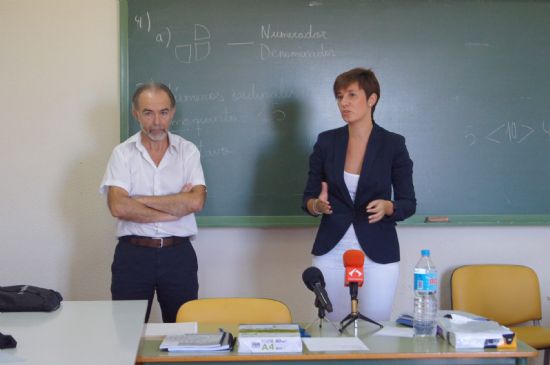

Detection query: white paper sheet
xmin=302 ymin=337 xmax=369 ymax=352
xmin=373 ymin=326 xmax=414 ymax=338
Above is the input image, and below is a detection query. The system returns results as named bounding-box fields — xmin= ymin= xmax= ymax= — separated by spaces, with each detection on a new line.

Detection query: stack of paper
xmin=160 ymin=331 xmax=233 ymax=352
xmin=238 ymin=324 xmax=302 ymax=353
xmin=437 ymin=313 xmax=516 ymax=349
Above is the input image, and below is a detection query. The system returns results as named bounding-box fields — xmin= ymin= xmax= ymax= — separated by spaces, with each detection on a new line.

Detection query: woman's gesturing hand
xmin=366 ymin=199 xmax=394 ymax=223
xmin=311 ymin=182 xmax=333 ymax=215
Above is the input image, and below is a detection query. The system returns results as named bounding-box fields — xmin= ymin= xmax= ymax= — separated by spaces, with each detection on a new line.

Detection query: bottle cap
xmin=421 ymin=249 xmax=430 ymax=256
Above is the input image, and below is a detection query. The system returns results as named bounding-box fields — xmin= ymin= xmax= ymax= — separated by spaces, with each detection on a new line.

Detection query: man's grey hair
xmin=132 ymin=82 xmax=176 ymax=109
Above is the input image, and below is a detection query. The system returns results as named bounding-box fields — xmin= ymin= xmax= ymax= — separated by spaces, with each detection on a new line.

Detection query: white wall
xmin=1 ymin=2 xmax=549 ymax=362
xmin=1 ymin=0 xmax=119 ymax=301
xmin=196 ymin=227 xmax=550 ymax=324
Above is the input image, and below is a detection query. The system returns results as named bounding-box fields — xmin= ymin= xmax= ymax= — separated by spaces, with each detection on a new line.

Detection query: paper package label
xmin=238 ymin=336 xmax=302 ymax=353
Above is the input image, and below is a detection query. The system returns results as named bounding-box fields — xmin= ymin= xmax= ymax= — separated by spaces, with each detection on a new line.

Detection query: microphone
xmin=343 ymin=249 xmax=365 ymax=287
xmin=339 ymin=249 xmax=383 ymax=331
xmin=302 ymin=266 xmax=333 ymax=313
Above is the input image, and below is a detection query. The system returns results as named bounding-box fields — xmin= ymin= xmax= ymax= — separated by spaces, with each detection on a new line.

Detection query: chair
xmin=451 ymin=264 xmax=550 ymax=365
xmin=175 ymin=297 xmax=292 ymax=324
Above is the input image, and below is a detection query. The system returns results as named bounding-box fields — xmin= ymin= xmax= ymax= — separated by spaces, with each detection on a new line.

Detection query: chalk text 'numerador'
xmin=260 ymin=24 xmax=328 ymax=40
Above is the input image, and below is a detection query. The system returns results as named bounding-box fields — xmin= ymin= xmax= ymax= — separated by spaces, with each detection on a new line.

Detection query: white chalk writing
xmin=231 ymin=84 xmax=295 ymax=101
xmin=487 ymin=122 xmax=534 ymax=144
xmin=260 ymin=24 xmax=328 ymax=40
xmin=155 ymin=27 xmax=171 ymax=48
xmin=466 ymin=121 xmax=550 ymax=146
xmin=177 ymin=91 xmax=225 ymax=103
xmin=171 ymin=109 xmax=238 ymax=127
xmin=260 ymin=43 xmax=335 ymax=60
xmin=174 ymin=24 xmax=212 ymax=63
xmin=202 ymin=146 xmax=234 ymax=158
xmin=134 ymin=11 xmax=151 ymax=32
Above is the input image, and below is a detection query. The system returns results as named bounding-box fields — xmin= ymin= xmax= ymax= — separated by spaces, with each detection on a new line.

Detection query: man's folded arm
xmin=107 ymin=186 xmax=179 ymax=223
xmin=135 ymin=184 xmax=206 ymax=218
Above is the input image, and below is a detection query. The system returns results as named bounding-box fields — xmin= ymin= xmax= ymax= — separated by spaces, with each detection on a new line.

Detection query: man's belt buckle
xmin=153 ymin=237 xmax=164 ymax=248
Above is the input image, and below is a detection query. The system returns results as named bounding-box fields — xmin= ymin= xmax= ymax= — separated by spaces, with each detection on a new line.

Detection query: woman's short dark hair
xmin=132 ymin=82 xmax=176 ymax=109
xmin=333 ymin=68 xmax=380 ymax=114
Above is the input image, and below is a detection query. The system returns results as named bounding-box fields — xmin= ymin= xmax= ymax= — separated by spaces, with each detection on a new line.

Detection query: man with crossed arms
xmin=100 ymin=82 xmax=206 ymax=322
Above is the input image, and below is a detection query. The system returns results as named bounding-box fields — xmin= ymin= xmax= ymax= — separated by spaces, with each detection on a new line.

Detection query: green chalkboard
xmin=120 ymin=0 xmax=550 ymax=226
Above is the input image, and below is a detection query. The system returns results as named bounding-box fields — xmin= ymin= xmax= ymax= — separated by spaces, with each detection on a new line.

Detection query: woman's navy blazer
xmin=302 ymin=123 xmax=416 ymax=264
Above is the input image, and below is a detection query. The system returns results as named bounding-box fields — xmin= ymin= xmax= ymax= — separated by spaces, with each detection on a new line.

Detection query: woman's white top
xmin=340 ymin=171 xmax=360 ymax=247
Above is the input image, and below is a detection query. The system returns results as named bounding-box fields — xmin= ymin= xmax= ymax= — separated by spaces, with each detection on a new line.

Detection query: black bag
xmin=0 ymin=332 xmax=17 ymax=349
xmin=0 ymin=285 xmax=63 ymax=312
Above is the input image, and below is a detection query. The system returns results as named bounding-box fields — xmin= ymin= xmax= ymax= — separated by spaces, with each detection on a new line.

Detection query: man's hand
xmin=135 ymin=184 xmax=206 ymax=217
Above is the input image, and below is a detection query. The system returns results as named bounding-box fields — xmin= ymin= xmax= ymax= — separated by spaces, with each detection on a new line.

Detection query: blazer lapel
xmin=334 ymin=127 xmax=355 ymax=208
xmin=356 ymin=123 xmax=383 ymax=203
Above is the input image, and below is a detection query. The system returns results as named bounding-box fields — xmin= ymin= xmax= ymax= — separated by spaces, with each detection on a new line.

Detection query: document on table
xmin=159 ymin=331 xmax=233 ymax=352
xmin=373 ymin=326 xmax=414 ymax=338
xmin=143 ymin=322 xmax=197 ymax=337
xmin=302 ymin=337 xmax=369 ymax=352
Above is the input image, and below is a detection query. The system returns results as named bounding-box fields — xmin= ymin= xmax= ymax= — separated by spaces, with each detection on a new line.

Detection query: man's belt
xmin=120 ymin=235 xmax=188 ymax=248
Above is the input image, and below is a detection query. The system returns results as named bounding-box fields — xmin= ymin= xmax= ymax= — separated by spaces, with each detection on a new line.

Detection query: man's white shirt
xmin=100 ymin=131 xmax=205 ymax=239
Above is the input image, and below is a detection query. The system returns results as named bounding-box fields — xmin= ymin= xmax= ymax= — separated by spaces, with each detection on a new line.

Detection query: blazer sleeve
xmin=385 ymin=135 xmax=416 ymax=222
xmin=302 ymin=135 xmax=325 ymax=216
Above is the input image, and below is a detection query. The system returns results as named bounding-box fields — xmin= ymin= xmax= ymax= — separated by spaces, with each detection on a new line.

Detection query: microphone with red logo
xmin=344 ymin=249 xmax=365 ymax=292
xmin=339 ymin=249 xmax=383 ymax=332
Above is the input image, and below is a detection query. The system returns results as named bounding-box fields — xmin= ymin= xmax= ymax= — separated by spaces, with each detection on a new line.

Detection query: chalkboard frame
xmin=119 ymin=0 xmax=550 ymax=227
xmin=195 ymin=215 xmax=550 ymax=227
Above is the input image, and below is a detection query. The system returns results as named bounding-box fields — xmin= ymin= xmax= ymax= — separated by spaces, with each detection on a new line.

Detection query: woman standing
xmin=302 ymin=68 xmax=416 ymax=322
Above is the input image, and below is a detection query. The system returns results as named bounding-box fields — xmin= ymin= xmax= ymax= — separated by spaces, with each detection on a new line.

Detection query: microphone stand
xmin=316 ymin=298 xmax=326 ymax=325
xmin=306 ymin=298 xmax=338 ymax=331
xmin=339 ymin=283 xmax=383 ymax=333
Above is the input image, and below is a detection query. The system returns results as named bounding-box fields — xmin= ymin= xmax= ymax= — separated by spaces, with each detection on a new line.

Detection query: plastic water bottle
xmin=413 ymin=249 xmax=438 ymax=336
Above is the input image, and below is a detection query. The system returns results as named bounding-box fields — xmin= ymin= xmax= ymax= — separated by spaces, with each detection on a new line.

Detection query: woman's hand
xmin=309 ymin=182 xmax=333 ymax=215
xmin=366 ymin=199 xmax=394 ymax=223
